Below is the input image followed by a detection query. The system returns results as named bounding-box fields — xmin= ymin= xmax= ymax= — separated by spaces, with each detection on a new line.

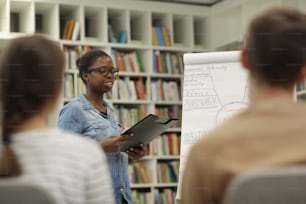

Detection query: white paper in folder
xmin=176 ymin=51 xmax=249 ymax=201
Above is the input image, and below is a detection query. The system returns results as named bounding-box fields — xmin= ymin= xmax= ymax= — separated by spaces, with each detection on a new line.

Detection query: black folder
xmin=121 ymin=114 xmax=178 ymax=151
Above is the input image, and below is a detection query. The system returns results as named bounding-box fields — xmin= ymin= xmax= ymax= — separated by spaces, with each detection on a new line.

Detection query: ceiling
xmin=139 ymin=0 xmax=224 ymax=6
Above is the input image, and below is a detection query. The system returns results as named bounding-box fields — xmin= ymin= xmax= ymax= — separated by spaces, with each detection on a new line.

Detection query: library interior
xmin=1 ymin=0 xmax=306 ymax=204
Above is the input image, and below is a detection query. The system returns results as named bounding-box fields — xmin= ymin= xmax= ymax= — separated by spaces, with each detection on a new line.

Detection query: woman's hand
xmin=100 ymin=135 xmax=128 ymax=153
xmin=125 ymin=144 xmax=145 ymax=161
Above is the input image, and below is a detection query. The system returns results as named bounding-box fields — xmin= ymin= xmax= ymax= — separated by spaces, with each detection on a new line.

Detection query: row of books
xmin=110 ymin=77 xmax=146 ymax=100
xmin=131 ymin=190 xmax=152 ymax=204
xmin=64 ymin=74 xmax=86 ymax=98
xmin=154 ymin=189 xmax=176 ymax=204
xmin=122 ymin=132 xmax=180 ymax=156
xmin=61 ymin=18 xmax=80 ymax=40
xmin=65 ymin=77 xmax=181 ymax=104
xmin=63 ymin=45 xmax=92 ymax=70
xmin=111 ymin=49 xmax=145 ymax=72
xmin=157 ymin=161 xmax=179 ymax=183
xmin=153 ymin=51 xmax=184 ymax=74
xmin=151 ymin=133 xmax=181 ymax=156
xmin=151 ymin=80 xmax=181 ymax=102
xmin=155 ymin=105 xmax=182 ymax=128
xmin=152 ymin=26 xmax=171 ymax=46
xmin=112 ymin=78 xmax=181 ymax=102
xmin=129 ymin=160 xmax=179 ymax=185
xmin=131 ymin=188 xmax=176 ymax=204
xmin=63 ymin=45 xmax=183 ymax=75
xmin=129 ymin=162 xmax=152 ymax=184
xmin=114 ymin=105 xmax=147 ymax=129
xmin=65 ymin=75 xmax=181 ymax=102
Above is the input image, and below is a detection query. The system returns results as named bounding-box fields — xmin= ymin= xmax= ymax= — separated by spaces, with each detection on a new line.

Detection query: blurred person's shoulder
xmin=45 ymin=128 xmax=104 ymax=156
xmin=188 ymin=111 xmax=247 ymax=156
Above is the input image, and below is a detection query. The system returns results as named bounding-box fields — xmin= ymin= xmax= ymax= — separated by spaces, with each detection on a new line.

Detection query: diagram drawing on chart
xmin=182 ymin=61 xmax=248 ymax=145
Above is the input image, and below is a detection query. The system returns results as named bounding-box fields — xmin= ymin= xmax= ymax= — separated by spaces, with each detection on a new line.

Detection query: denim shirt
xmin=58 ymin=94 xmax=132 ymax=204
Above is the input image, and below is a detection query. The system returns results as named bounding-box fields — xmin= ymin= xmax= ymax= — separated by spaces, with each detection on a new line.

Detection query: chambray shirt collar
xmin=77 ymin=94 xmax=92 ymax=110
xmin=78 ymin=94 xmax=111 ymax=111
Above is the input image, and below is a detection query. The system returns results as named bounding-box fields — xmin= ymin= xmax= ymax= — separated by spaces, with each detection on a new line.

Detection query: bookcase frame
xmin=0 ymin=0 xmax=210 ymax=203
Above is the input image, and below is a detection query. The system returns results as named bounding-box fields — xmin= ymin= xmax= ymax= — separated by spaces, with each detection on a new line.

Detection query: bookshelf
xmin=0 ymin=0 xmax=211 ymax=203
xmin=209 ymin=0 xmax=306 ymax=102
xmin=209 ymin=0 xmax=306 ymax=50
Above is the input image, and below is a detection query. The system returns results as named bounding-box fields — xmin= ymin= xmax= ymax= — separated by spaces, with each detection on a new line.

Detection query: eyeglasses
xmin=88 ymin=66 xmax=119 ymax=77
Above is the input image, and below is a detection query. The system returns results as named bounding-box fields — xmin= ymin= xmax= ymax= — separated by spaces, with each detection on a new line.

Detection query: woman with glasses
xmin=58 ymin=50 xmax=145 ymax=204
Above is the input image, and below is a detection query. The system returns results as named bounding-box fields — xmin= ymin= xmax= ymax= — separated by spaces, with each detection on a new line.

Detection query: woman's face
xmin=86 ymin=56 xmax=116 ymax=94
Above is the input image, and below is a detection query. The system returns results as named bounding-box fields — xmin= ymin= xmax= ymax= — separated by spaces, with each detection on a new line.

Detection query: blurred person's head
xmin=242 ymin=7 xmax=306 ymax=90
xmin=0 ymin=35 xmax=65 ymax=177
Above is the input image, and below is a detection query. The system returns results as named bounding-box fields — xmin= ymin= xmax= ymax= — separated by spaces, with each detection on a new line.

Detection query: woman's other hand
xmin=126 ymin=144 xmax=145 ymax=161
xmin=100 ymin=135 xmax=127 ymax=153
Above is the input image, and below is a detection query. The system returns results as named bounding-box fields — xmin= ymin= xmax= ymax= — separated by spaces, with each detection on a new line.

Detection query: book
xmin=121 ymin=114 xmax=178 ymax=151
xmin=108 ymin=24 xmax=118 ymax=43
xmin=65 ymin=19 xmax=75 ymax=40
xmin=162 ymin=26 xmax=171 ymax=46
xmin=118 ymin=30 xmax=127 ymax=43
xmin=155 ymin=26 xmax=165 ymax=46
xmin=135 ymin=50 xmax=144 ymax=72
xmin=152 ymin=26 xmax=158 ymax=46
xmin=115 ymin=50 xmax=126 ymax=71
xmin=135 ymin=77 xmax=146 ymax=100
xmin=71 ymin=21 xmax=80 ymax=40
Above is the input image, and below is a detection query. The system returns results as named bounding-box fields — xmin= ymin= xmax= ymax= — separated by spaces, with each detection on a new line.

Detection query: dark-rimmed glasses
xmin=88 ymin=66 xmax=119 ymax=77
